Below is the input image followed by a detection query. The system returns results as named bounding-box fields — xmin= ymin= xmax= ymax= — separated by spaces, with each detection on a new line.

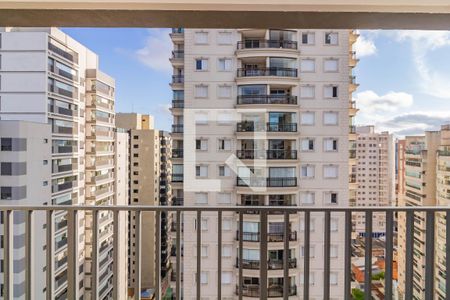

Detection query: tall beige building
xmin=397 ymin=131 xmax=441 ymax=299
xmin=170 ymin=28 xmax=358 ymax=299
xmin=0 ymin=27 xmax=124 ymax=299
xmin=116 ymin=113 xmax=172 ymax=297
xmin=354 ymin=126 xmax=395 ymax=237
xmin=434 ymin=125 xmax=450 ymax=299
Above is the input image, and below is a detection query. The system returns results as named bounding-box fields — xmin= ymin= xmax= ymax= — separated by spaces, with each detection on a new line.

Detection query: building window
xmin=330 ymin=272 xmax=338 ymax=285
xmin=221 ymin=272 xmax=232 ymax=284
xmin=300 ymin=59 xmax=315 ymax=72
xmin=325 ymin=32 xmax=339 ymax=45
xmin=217 ymin=31 xmax=232 ymax=44
xmin=324 ymin=85 xmax=338 ymax=98
xmin=1 ymin=162 xmax=26 ymax=176
xmin=218 ymin=139 xmax=231 ymax=151
xmin=324 ymin=165 xmax=339 ymax=179
xmin=200 ymin=272 xmax=208 ymax=284
xmin=299 ymin=85 xmax=315 ymax=99
xmin=222 ymin=218 xmax=232 ymax=231
xmin=217 ymin=112 xmax=232 ymax=125
xmin=323 ymin=112 xmax=339 ymax=125
xmin=195 ymin=112 xmax=208 ymax=124
xmin=196 ymin=165 xmax=208 ymax=177
xmin=301 ymin=165 xmax=315 ymax=179
xmin=195 ymin=85 xmax=209 ymax=98
xmin=218 ymin=165 xmax=231 ymax=177
xmin=0 ymin=138 xmax=26 ymax=151
xmin=323 ymin=138 xmax=338 ymax=151
xmin=325 ymin=192 xmax=338 ymax=204
xmin=300 ymin=112 xmax=315 ymax=125
xmin=300 ymin=138 xmax=315 ymax=152
xmin=330 ymin=245 xmax=338 ymax=258
xmin=218 ymin=193 xmax=232 ymax=204
xmin=300 ymin=245 xmax=315 ymax=258
xmin=195 ymin=58 xmax=208 ymax=71
xmin=222 ymin=245 xmax=232 ymax=257
xmin=195 ymin=31 xmax=208 ymax=44
xmin=300 ymin=192 xmax=315 ymax=205
xmin=324 ymin=59 xmax=339 ymax=72
xmin=301 ymin=32 xmax=315 ymax=45
xmin=195 ymin=192 xmax=208 ymax=204
xmin=218 ymin=85 xmax=232 ymax=98
xmin=218 ymin=58 xmax=232 ymax=71
xmin=196 ymin=139 xmax=208 ymax=151
xmin=0 ymin=186 xmax=26 ymax=200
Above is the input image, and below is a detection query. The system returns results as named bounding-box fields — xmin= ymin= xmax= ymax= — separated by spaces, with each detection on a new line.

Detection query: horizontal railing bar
xmin=0 ymin=205 xmax=450 ymax=212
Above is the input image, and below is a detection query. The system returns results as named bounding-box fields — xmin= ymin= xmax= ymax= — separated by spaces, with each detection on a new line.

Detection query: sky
xmin=62 ymin=28 xmax=450 ymax=136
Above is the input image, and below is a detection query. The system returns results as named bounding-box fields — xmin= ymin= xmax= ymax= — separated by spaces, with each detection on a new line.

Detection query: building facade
xmin=0 ymin=27 xmax=122 ymax=299
xmin=397 ymin=131 xmax=441 ymax=299
xmin=116 ymin=113 xmax=172 ymax=297
xmin=354 ymin=126 xmax=395 ymax=237
xmin=170 ymin=28 xmax=358 ymax=299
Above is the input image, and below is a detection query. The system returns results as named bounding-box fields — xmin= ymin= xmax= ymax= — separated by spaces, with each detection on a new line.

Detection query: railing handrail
xmin=237 ymin=39 xmax=298 ymax=50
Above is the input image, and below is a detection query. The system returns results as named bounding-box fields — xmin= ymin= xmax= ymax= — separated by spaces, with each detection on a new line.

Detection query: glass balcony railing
xmin=236 ymin=122 xmax=297 ymax=132
xmin=236 ymin=150 xmax=297 ymax=160
xmin=237 ymin=67 xmax=298 ymax=78
xmin=237 ymin=94 xmax=297 ymax=105
xmin=172 ymin=124 xmax=184 ymax=133
xmin=237 ymin=39 xmax=298 ymax=50
xmin=237 ymin=177 xmax=297 ymax=187
xmin=172 ymin=100 xmax=184 ymax=108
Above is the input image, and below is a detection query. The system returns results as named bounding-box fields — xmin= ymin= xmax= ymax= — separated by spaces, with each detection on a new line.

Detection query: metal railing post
xmin=364 ymin=211 xmax=373 ymax=300
xmin=260 ymin=211 xmax=268 ymax=299
xmin=425 ymin=211 xmax=435 ymax=300
xmin=385 ymin=210 xmax=393 ymax=300
xmin=25 ymin=210 xmax=34 ymax=300
xmin=344 ymin=210 xmax=352 ymax=300
xmin=324 ymin=211 xmax=330 ymax=300
xmin=304 ymin=211 xmax=310 ymax=299
xmin=46 ymin=210 xmax=54 ymax=300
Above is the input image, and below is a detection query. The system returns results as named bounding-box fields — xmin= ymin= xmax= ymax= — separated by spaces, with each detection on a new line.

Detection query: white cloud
xmin=354 ymin=90 xmax=413 ymax=114
xmin=390 ymin=30 xmax=450 ymax=99
xmin=135 ymin=29 xmax=173 ymax=74
xmin=375 ymin=112 xmax=450 ymax=137
xmin=354 ymin=34 xmax=377 ymax=57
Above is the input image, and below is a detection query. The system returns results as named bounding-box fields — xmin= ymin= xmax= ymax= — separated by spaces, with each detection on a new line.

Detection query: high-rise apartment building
xmin=0 ymin=121 xmax=50 ymax=299
xmin=116 ymin=113 xmax=172 ymax=297
xmin=0 ymin=27 xmax=122 ymax=299
xmin=434 ymin=125 xmax=450 ymax=299
xmin=170 ymin=28 xmax=358 ymax=299
xmin=397 ymin=131 xmax=441 ymax=299
xmin=354 ymin=126 xmax=395 ymax=237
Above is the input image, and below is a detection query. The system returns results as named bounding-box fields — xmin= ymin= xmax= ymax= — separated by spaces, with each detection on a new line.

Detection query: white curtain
xmin=222 ymin=245 xmax=232 ymax=257
xmin=219 ymin=58 xmax=232 ymax=71
xmin=301 ymin=139 xmax=313 ymax=151
xmin=217 ymin=32 xmax=232 ymax=44
xmin=307 ymin=33 xmax=315 ymax=44
xmin=195 ymin=32 xmax=208 ymax=44
xmin=195 ymin=85 xmax=208 ymax=98
xmin=221 ymin=272 xmax=232 ymax=284
xmin=324 ymin=59 xmax=338 ymax=71
xmin=243 ymin=249 xmax=260 ymax=260
xmin=324 ymin=86 xmax=335 ymax=98
xmin=324 ymin=165 xmax=338 ymax=178
xmin=269 ymin=167 xmax=295 ymax=177
xmin=300 ymin=85 xmax=314 ymax=98
xmin=324 ymin=139 xmax=337 ymax=151
xmin=301 ymin=165 xmax=315 ymax=177
xmin=218 ymin=85 xmax=232 ymax=98
xmin=301 ymin=59 xmax=315 ymax=72
xmin=301 ymin=192 xmax=315 ymax=204
xmin=301 ymin=112 xmax=315 ymax=125
xmin=243 ymin=221 xmax=259 ymax=232
xmin=195 ymin=192 xmax=208 ymax=204
xmin=324 ymin=112 xmax=338 ymax=125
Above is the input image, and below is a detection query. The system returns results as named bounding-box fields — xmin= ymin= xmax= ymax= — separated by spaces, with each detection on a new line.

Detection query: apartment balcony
xmin=236 ymin=122 xmax=297 ymax=133
xmin=349 ymin=50 xmax=359 ymax=67
xmin=237 ymin=39 xmax=298 ymax=49
xmin=171 ymin=99 xmax=184 ymax=109
xmin=438 ymin=149 xmax=450 ymax=156
xmin=49 ymin=84 xmax=78 ymax=100
xmin=172 ymin=174 xmax=184 ymax=183
xmin=236 ymin=257 xmax=297 ymax=270
xmin=170 ymin=28 xmax=184 ymax=42
xmin=172 ymin=148 xmax=183 ymax=158
xmin=0 ymin=205 xmax=441 ymax=300
xmin=172 ymin=197 xmax=184 ymax=206
xmin=236 ymin=284 xmax=297 ymax=297
xmin=170 ymin=75 xmax=184 ymax=86
xmin=349 ymin=100 xmax=358 ymax=116
xmin=172 ymin=124 xmax=184 ymax=134
xmin=170 ymin=50 xmax=184 ymax=66
xmin=48 ymin=42 xmax=79 ymax=64
xmin=237 ymin=94 xmax=297 ymax=105
xmin=236 ymin=149 xmax=297 ymax=160
xmin=237 ymin=177 xmax=297 ymax=188
xmin=349 ymin=75 xmax=359 ymax=92
xmin=237 ymin=67 xmax=298 ymax=78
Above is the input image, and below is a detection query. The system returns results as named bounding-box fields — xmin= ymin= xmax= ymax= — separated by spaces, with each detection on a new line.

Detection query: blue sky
xmin=63 ymin=28 xmax=450 ymax=136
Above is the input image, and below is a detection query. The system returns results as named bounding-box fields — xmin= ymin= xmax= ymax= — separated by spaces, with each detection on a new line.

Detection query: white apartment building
xmin=0 ymin=121 xmax=50 ymax=299
xmin=0 ymin=27 xmax=121 ymax=299
xmin=170 ymin=28 xmax=358 ymax=299
xmin=354 ymin=126 xmax=395 ymax=237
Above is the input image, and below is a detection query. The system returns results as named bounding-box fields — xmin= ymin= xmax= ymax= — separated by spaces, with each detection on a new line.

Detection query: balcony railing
xmin=237 ymin=39 xmax=298 ymax=50
xmin=171 ymin=75 xmax=184 ymax=84
xmin=236 ymin=149 xmax=297 ymax=160
xmin=172 ymin=99 xmax=184 ymax=108
xmin=236 ymin=284 xmax=297 ymax=297
xmin=236 ymin=122 xmax=297 ymax=132
xmin=237 ymin=94 xmax=297 ymax=105
xmin=171 ymin=50 xmax=184 ymax=59
xmin=237 ymin=67 xmax=298 ymax=78
xmin=172 ymin=174 xmax=184 ymax=183
xmin=172 ymin=148 xmax=184 ymax=158
xmin=172 ymin=124 xmax=184 ymax=133
xmin=236 ymin=258 xmax=297 ymax=270
xmin=0 ymin=205 xmax=444 ymax=300
xmin=237 ymin=177 xmax=297 ymax=187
